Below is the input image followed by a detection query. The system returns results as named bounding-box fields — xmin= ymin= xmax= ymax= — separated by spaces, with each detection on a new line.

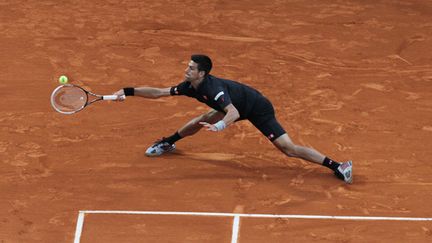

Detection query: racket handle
xmin=102 ymin=95 xmax=125 ymax=100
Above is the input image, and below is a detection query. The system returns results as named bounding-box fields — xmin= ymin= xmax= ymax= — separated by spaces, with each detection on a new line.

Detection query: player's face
xmin=185 ymin=61 xmax=204 ymax=81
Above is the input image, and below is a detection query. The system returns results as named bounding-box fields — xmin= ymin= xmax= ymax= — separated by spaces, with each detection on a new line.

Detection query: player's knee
xmin=201 ymin=114 xmax=213 ymax=122
xmin=202 ymin=111 xmax=222 ymax=123
xmin=188 ymin=115 xmax=206 ymax=127
xmin=197 ymin=114 xmax=208 ymax=122
xmin=279 ymin=142 xmax=298 ymax=156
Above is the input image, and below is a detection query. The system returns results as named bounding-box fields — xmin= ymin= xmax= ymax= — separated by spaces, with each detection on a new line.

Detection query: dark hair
xmin=191 ymin=54 xmax=212 ymax=76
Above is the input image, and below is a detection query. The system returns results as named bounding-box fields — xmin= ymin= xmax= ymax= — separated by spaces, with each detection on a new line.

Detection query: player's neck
xmin=191 ymin=76 xmax=205 ymax=89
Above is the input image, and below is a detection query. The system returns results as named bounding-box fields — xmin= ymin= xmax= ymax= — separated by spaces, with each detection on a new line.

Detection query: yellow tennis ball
xmin=59 ymin=75 xmax=68 ymax=84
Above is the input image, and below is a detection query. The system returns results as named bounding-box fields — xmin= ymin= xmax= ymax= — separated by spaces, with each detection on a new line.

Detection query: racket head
xmin=50 ymin=84 xmax=88 ymax=114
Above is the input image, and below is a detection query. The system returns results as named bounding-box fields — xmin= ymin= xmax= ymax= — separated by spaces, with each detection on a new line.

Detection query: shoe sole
xmin=345 ymin=161 xmax=353 ymax=184
xmin=145 ymin=147 xmax=176 ymax=157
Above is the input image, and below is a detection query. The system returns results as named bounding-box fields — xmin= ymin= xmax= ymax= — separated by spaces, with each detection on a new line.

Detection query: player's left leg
xmin=249 ymin=97 xmax=352 ymax=183
xmin=272 ymin=133 xmax=325 ymax=164
xmin=272 ymin=133 xmax=352 ymax=183
xmin=251 ymin=116 xmax=352 ymax=183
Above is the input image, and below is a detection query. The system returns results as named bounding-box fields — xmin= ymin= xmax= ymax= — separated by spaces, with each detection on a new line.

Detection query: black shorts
xmin=247 ymin=97 xmax=286 ymax=141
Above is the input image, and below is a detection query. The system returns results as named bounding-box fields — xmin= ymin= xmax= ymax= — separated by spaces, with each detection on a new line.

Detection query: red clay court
xmin=1 ymin=0 xmax=432 ymax=242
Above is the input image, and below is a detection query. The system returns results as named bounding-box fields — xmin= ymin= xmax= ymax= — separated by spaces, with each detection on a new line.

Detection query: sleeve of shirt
xmin=212 ymin=87 xmax=232 ymax=110
xmin=170 ymin=81 xmax=191 ymax=96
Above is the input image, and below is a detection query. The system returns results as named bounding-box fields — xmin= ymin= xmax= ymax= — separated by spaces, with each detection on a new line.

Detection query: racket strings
xmin=52 ymin=86 xmax=87 ymax=113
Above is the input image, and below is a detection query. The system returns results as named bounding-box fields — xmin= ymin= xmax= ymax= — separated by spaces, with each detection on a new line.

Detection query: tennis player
xmin=113 ymin=54 xmax=353 ymax=183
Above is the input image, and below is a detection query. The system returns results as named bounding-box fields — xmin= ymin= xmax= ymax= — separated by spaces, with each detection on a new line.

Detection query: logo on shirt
xmin=203 ymin=95 xmax=208 ymax=100
xmin=214 ymin=91 xmax=224 ymax=102
xmin=268 ymin=133 xmax=275 ymax=139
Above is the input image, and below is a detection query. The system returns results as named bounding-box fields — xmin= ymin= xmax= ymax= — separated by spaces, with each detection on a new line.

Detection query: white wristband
xmin=214 ymin=120 xmax=226 ymax=131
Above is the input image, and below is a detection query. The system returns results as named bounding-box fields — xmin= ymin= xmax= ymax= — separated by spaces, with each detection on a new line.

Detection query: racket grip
xmin=103 ymin=95 xmax=124 ymax=100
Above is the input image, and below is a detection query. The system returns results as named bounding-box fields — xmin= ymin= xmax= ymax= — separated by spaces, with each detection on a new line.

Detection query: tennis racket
xmin=50 ymin=84 xmax=124 ymax=114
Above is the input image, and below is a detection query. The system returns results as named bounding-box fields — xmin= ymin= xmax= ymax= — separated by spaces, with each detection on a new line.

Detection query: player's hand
xmin=113 ymin=89 xmax=126 ymax=101
xmin=199 ymin=122 xmax=218 ymax=132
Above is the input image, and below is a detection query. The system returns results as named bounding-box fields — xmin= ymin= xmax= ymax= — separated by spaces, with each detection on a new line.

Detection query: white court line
xmin=231 ymin=215 xmax=240 ymax=243
xmin=73 ymin=212 xmax=85 ymax=243
xmin=74 ymin=210 xmax=432 ymax=243
xmin=80 ymin=210 xmax=432 ymax=221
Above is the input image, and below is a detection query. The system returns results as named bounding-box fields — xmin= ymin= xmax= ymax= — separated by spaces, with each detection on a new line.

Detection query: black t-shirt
xmin=170 ymin=75 xmax=263 ymax=119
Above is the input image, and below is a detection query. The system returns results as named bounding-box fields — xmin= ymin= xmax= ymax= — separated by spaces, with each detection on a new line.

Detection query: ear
xmin=198 ymin=70 xmax=206 ymax=78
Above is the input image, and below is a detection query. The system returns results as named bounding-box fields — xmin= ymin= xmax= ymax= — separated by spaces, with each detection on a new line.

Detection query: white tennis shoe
xmin=145 ymin=139 xmax=176 ymax=157
xmin=335 ymin=161 xmax=353 ymax=184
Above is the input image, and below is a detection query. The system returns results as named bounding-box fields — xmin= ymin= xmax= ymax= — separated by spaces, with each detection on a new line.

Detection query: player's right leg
xmin=145 ymin=109 xmax=224 ymax=156
xmin=178 ymin=109 xmax=225 ymax=138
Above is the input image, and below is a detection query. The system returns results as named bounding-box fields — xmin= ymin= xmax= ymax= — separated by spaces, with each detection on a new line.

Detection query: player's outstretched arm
xmin=134 ymin=87 xmax=171 ymax=98
xmin=113 ymin=87 xmax=171 ymax=101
